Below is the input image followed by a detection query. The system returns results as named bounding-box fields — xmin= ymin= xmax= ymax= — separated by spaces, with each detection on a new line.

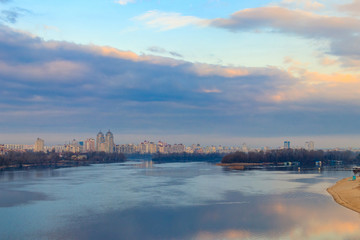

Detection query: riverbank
xmin=327 ymin=177 xmax=360 ymax=213
xmin=0 ymin=160 xmax=101 ymax=171
xmin=0 ymin=152 xmax=126 ymax=171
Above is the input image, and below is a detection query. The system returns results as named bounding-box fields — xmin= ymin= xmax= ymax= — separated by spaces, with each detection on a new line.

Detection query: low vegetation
xmin=222 ymin=149 xmax=360 ymax=167
xmin=0 ymin=151 xmax=126 ymax=170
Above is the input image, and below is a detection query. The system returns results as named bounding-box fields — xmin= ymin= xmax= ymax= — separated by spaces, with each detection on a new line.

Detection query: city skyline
xmin=1 ymin=1 xmax=360 ymax=146
xmin=2 ymin=130 xmax=360 ymax=150
xmin=1 ymin=133 xmax=321 ymax=155
xmin=1 ymin=131 xmax=360 ymax=149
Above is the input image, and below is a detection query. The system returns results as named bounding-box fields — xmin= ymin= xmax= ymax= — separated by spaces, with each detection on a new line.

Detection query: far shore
xmin=327 ymin=177 xmax=360 ymax=213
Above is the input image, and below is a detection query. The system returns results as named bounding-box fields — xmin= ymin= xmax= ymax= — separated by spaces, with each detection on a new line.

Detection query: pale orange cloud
xmin=320 ymin=56 xmax=338 ymax=66
xmin=94 ymin=46 xmax=139 ymax=61
xmin=195 ymin=229 xmax=251 ymax=240
xmin=304 ymin=71 xmax=360 ymax=84
xmin=200 ymin=88 xmax=222 ymax=93
xmin=0 ymin=60 xmax=88 ymax=82
xmin=265 ymin=56 xmax=360 ymax=104
xmin=190 ymin=63 xmax=249 ymax=78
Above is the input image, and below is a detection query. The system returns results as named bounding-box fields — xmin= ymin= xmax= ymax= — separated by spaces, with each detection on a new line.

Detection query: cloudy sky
xmin=1 ymin=0 xmax=360 ymax=147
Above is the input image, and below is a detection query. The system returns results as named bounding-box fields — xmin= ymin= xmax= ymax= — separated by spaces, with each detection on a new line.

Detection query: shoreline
xmin=0 ymin=159 xmax=126 ymax=172
xmin=327 ymin=177 xmax=360 ymax=214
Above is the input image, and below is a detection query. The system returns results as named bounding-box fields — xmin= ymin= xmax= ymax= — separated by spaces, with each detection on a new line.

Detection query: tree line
xmin=222 ymin=149 xmax=360 ymax=167
xmin=0 ymin=151 xmax=126 ymax=169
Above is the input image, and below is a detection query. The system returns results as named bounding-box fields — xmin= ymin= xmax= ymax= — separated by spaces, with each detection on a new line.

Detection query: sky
xmin=1 ymin=0 xmax=360 ymax=148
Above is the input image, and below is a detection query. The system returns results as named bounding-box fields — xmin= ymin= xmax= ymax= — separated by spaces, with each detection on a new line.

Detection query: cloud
xmin=272 ymin=58 xmax=360 ymax=104
xmin=210 ymin=6 xmax=360 ymax=38
xmin=1 ymin=10 xmax=19 ymax=23
xmin=279 ymin=0 xmax=324 ymax=10
xmin=0 ymin=60 xmax=89 ymax=82
xmin=189 ymin=63 xmax=249 ymax=77
xmin=209 ymin=6 xmax=360 ymax=68
xmin=200 ymin=88 xmax=222 ymax=94
xmin=116 ymin=0 xmax=135 ymax=5
xmin=147 ymin=46 xmax=183 ymax=58
xmin=1 ymin=25 xmax=360 ymax=137
xmin=195 ymin=230 xmax=251 ymax=240
xmin=319 ymin=56 xmax=338 ymax=66
xmin=338 ymin=0 xmax=360 ymax=15
xmin=134 ymin=10 xmax=208 ymax=30
xmin=0 ymin=7 xmax=29 ymax=23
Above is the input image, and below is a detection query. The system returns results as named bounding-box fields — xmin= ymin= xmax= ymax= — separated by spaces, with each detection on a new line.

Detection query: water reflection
xmin=0 ymin=162 xmax=359 ymax=240
xmin=0 ymin=189 xmax=47 ymax=207
xmin=45 ymin=191 xmax=360 ymax=240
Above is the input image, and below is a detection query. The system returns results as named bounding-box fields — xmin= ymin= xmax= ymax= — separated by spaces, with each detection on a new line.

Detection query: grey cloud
xmin=0 ymin=25 xmax=358 ymax=136
xmin=209 ymin=6 xmax=360 ymax=66
xmin=169 ymin=51 xmax=183 ymax=58
xmin=147 ymin=46 xmax=167 ymax=53
xmin=147 ymin=46 xmax=183 ymax=58
xmin=0 ymin=7 xmax=29 ymax=23
xmin=1 ymin=10 xmax=19 ymax=23
xmin=210 ymin=6 xmax=360 ymax=39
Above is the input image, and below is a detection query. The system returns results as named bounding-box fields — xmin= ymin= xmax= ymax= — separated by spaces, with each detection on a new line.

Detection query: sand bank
xmin=327 ymin=177 xmax=360 ymax=213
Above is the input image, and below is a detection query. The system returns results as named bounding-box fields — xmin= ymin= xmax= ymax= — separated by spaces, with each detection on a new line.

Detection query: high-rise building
xmin=34 ymin=138 xmax=44 ymax=152
xmin=105 ymin=130 xmax=115 ymax=153
xmin=157 ymin=141 xmax=165 ymax=153
xmin=96 ymin=131 xmax=105 ymax=152
xmin=139 ymin=140 xmax=149 ymax=154
xmin=284 ymin=141 xmax=290 ymax=149
xmin=85 ymin=138 xmax=96 ymax=152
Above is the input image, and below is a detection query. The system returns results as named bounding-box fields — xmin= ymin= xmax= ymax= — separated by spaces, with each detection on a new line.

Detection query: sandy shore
xmin=327 ymin=177 xmax=360 ymax=213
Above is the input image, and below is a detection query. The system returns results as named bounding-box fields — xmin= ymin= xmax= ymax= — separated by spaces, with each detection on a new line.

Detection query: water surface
xmin=0 ymin=161 xmax=359 ymax=240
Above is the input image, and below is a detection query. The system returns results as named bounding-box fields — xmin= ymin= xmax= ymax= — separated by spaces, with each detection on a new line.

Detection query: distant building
xmin=4 ymin=144 xmax=33 ymax=151
xmin=0 ymin=144 xmax=4 ymax=155
xmin=171 ymin=144 xmax=185 ymax=153
xmin=96 ymin=130 xmax=115 ymax=153
xmin=85 ymin=138 xmax=96 ymax=152
xmin=96 ymin=131 xmax=105 ymax=152
xmin=139 ymin=140 xmax=157 ymax=154
xmin=51 ymin=145 xmax=65 ymax=153
xmin=157 ymin=141 xmax=165 ymax=153
xmin=34 ymin=138 xmax=45 ymax=152
xmin=284 ymin=141 xmax=290 ymax=149
xmin=242 ymin=143 xmax=248 ymax=153
xmin=65 ymin=139 xmax=81 ymax=153
xmin=305 ymin=141 xmax=315 ymax=151
xmin=117 ymin=144 xmax=138 ymax=154
xmin=105 ymin=130 xmax=115 ymax=153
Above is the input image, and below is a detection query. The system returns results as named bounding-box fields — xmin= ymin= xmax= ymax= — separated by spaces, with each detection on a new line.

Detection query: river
xmin=0 ymin=161 xmax=359 ymax=240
